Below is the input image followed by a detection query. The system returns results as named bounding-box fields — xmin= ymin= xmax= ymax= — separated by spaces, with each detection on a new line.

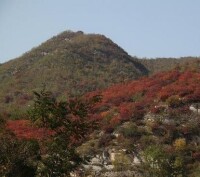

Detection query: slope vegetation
xmin=0 ymin=31 xmax=147 ymax=114
xmin=7 ymin=68 xmax=200 ymax=176
xmin=138 ymin=57 xmax=200 ymax=74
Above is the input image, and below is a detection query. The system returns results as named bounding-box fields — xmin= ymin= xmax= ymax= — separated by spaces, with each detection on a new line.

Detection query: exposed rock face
xmin=76 ymin=147 xmax=142 ymax=177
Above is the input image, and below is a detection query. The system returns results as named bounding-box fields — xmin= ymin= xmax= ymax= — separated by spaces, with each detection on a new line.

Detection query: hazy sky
xmin=1 ymin=0 xmax=200 ymax=63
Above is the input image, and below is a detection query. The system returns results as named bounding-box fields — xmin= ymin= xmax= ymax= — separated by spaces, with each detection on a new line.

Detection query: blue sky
xmin=0 ymin=0 xmax=200 ymax=63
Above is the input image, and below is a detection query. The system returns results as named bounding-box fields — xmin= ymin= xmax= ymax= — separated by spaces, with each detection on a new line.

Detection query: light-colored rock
xmin=133 ymin=156 xmax=140 ymax=164
xmin=110 ymin=152 xmax=122 ymax=162
xmin=189 ymin=105 xmax=200 ymax=114
xmin=91 ymin=157 xmax=101 ymax=165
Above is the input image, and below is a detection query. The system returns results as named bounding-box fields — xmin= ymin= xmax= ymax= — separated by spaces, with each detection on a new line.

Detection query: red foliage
xmin=6 ymin=120 xmax=54 ymax=140
xmin=85 ymin=69 xmax=200 ymax=128
xmin=7 ymin=69 xmax=200 ymax=138
xmin=110 ymin=115 xmax=121 ymax=126
xmin=119 ymin=102 xmax=134 ymax=120
xmin=185 ymin=91 xmax=200 ymax=103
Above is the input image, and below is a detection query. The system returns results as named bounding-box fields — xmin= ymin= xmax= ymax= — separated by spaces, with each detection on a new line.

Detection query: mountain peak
xmin=0 ymin=30 xmax=146 ymax=114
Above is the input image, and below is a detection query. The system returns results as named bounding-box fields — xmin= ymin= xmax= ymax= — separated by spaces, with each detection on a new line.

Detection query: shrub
xmin=166 ymin=95 xmax=182 ymax=108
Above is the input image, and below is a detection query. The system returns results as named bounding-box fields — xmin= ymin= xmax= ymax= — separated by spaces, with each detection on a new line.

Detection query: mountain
xmin=0 ymin=30 xmax=199 ymax=116
xmin=7 ymin=69 xmax=200 ymax=176
xmin=1 ymin=29 xmax=200 ymax=176
xmin=0 ymin=31 xmax=147 ymax=115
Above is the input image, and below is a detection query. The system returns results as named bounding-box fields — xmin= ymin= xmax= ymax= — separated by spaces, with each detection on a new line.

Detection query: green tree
xmin=139 ymin=143 xmax=191 ymax=177
xmin=140 ymin=145 xmax=173 ymax=177
xmin=29 ymin=89 xmax=101 ymax=176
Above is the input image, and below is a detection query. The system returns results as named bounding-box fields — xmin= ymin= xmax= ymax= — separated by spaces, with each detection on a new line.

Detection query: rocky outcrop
xmin=101 ymin=170 xmax=141 ymax=177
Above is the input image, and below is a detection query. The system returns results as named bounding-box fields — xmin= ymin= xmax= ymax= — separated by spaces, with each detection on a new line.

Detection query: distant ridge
xmin=138 ymin=57 xmax=200 ymax=74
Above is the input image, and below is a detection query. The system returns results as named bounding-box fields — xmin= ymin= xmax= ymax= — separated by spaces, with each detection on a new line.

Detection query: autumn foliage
xmin=84 ymin=70 xmax=198 ymax=128
xmin=6 ymin=120 xmax=54 ymax=140
xmin=6 ymin=69 xmax=200 ymax=138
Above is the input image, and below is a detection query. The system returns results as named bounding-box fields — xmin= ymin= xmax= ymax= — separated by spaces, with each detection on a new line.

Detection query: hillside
xmin=9 ymin=69 xmax=200 ymax=137
xmin=138 ymin=57 xmax=200 ymax=74
xmin=83 ymin=68 xmax=199 ymax=126
xmin=0 ymin=30 xmax=199 ymax=118
xmin=7 ymin=69 xmax=200 ymax=176
xmin=79 ymin=69 xmax=200 ymax=176
xmin=0 ymin=31 xmax=147 ymax=115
